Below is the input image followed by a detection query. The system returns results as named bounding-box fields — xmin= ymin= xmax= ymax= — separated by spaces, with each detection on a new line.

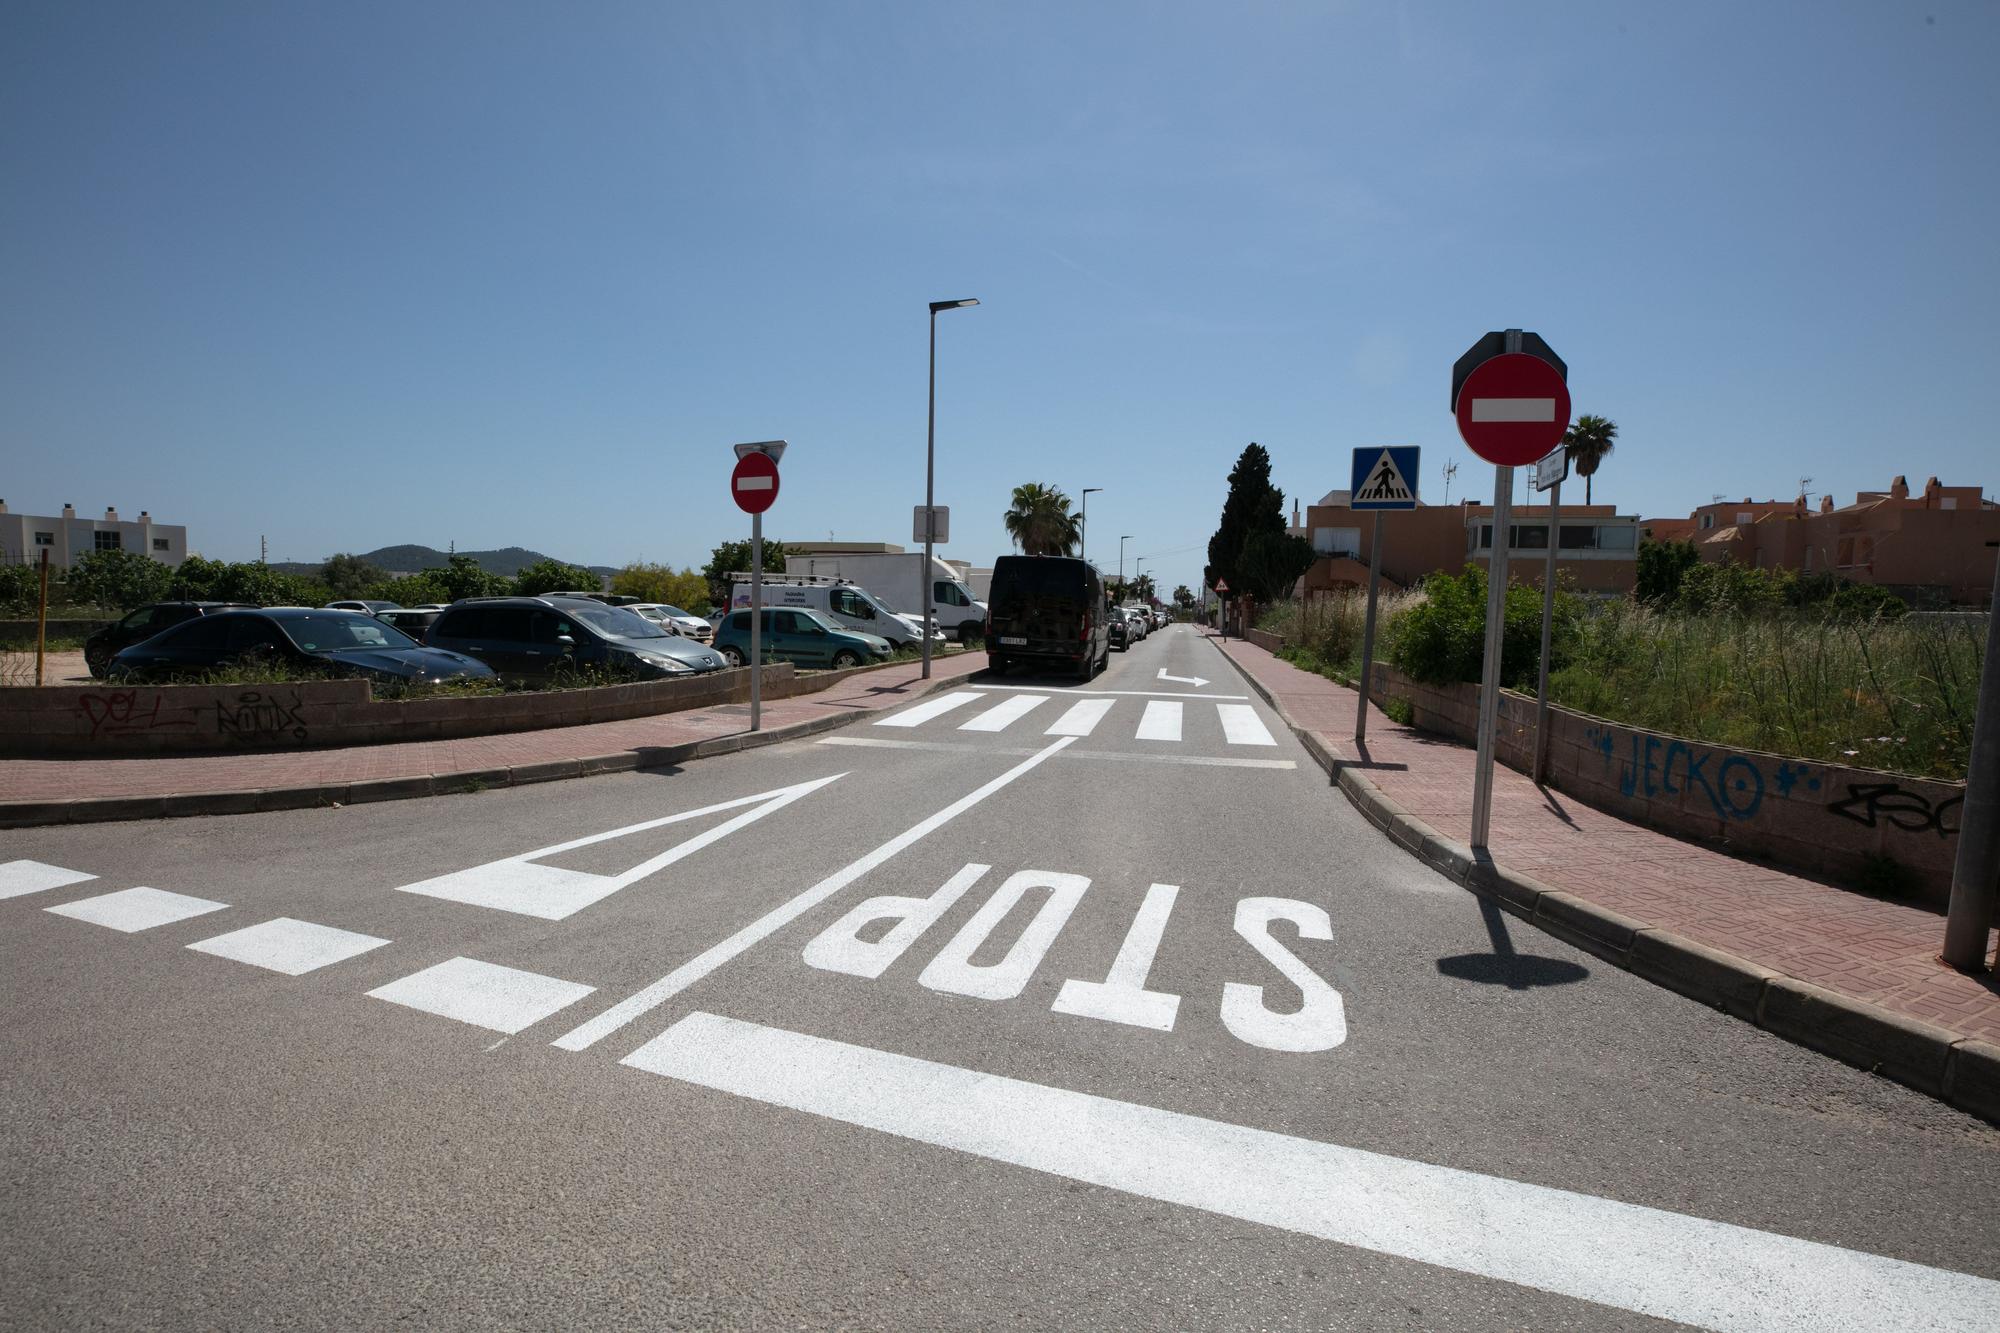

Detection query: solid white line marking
xmin=1045 ymin=698 xmax=1115 ymax=737
xmin=394 ymin=775 xmax=844 ymax=919
xmin=1217 ymin=703 xmax=1278 ymax=746
xmin=0 ymin=859 xmax=98 ymax=900
xmin=552 ymin=737 xmax=1080 ymax=1051
xmin=188 ymin=918 xmax=391 ymax=975
xmin=369 ymin=957 xmax=595 ymax=1035
xmin=959 ymin=693 xmax=1048 ymax=732
xmin=626 ymin=1013 xmax=2000 ymax=1333
xmin=1470 ymin=396 xmax=1556 ymax=423
xmin=45 ymin=887 xmax=228 ymax=933
xmin=814 ymin=735 xmax=1295 ymax=769
xmin=876 ymin=691 xmax=983 ymax=727
xmin=971 ymin=684 xmax=1247 ymax=700
xmin=1135 ymin=700 xmax=1182 ymax=742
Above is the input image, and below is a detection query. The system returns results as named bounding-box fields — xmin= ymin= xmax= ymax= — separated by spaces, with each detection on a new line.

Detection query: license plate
xmin=999 ymin=636 xmax=1027 ymax=646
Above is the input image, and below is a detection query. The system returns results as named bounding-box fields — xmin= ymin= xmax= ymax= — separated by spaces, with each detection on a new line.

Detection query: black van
xmin=985 ymin=555 xmax=1108 ymax=681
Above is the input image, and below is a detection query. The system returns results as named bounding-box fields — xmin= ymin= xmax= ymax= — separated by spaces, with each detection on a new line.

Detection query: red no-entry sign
xmin=1454 ymin=353 xmax=1572 ymax=467
xmin=731 ymin=451 xmax=779 ymax=514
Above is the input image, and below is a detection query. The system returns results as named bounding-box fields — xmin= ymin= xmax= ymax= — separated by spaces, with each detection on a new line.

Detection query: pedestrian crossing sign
xmin=1349 ymin=446 xmax=1421 ymax=510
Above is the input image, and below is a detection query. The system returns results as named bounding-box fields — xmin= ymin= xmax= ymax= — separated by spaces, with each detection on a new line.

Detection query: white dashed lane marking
xmin=0 ymin=859 xmax=98 ymax=900
xmin=368 ymin=957 xmax=596 ymax=1035
xmin=45 ymin=887 xmax=229 ymax=933
xmin=188 ymin=918 xmax=391 ymax=975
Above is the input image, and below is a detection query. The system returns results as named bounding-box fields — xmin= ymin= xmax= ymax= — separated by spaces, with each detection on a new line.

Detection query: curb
xmin=1212 ymin=637 xmax=1999 ymax=1124
xmin=0 ymin=672 xmax=970 ymax=831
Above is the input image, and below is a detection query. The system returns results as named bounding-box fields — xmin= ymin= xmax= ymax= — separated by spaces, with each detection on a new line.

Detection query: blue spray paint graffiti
xmin=1582 ymin=727 xmax=1819 ymax=823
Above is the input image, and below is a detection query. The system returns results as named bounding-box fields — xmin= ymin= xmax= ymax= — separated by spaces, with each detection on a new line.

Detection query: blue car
xmin=108 ymin=608 xmax=498 ymax=686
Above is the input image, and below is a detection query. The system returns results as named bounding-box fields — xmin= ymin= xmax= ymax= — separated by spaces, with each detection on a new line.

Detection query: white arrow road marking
xmin=1156 ymin=669 xmax=1209 ymax=687
xmin=395 ymin=774 xmax=845 ymax=920
xmin=552 ymin=737 xmax=1078 ymax=1051
xmin=626 ymin=1013 xmax=2000 ymax=1333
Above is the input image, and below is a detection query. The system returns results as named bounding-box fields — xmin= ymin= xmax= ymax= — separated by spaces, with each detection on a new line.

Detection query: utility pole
xmin=259 ymin=535 xmax=267 ymax=565
xmin=1942 ymin=540 xmax=2000 ymax=971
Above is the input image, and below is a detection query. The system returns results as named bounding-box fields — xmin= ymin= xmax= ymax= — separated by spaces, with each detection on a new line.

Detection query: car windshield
xmin=567 ymin=602 xmax=670 ymax=639
xmin=800 ymin=609 xmax=843 ymax=632
xmin=278 ymin=613 xmax=419 ymax=653
xmin=657 ymin=605 xmax=691 ymax=619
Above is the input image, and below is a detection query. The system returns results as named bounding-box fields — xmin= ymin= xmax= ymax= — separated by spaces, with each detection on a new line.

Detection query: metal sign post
xmin=1349 ymin=446 xmax=1420 ymax=747
xmin=731 ymin=441 xmax=787 ymax=734
xmin=1942 ymin=541 xmax=2000 ymax=971
xmin=35 ymin=548 xmax=50 ymax=687
xmin=1214 ymin=579 xmax=1229 ymax=638
xmin=1530 ymin=446 xmax=1570 ymax=783
xmin=1454 ymin=330 xmax=1570 ymax=849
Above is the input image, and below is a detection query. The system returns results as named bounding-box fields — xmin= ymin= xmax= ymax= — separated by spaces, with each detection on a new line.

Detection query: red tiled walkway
xmin=0 ymin=653 xmax=986 ymax=804
xmin=1215 ymin=632 xmax=2000 ymax=1045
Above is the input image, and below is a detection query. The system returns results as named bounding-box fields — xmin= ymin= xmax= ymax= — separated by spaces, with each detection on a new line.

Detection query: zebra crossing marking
xmin=960 ymin=694 xmax=1048 ymax=732
xmin=0 ymin=859 xmax=97 ymax=900
xmin=1217 ymin=704 xmax=1277 ymax=747
xmin=369 ymin=957 xmax=596 ymax=1035
xmin=874 ymin=691 xmax=983 ymax=728
xmin=1135 ymin=701 xmax=1183 ymax=742
xmin=1046 ymin=698 xmax=1115 ymax=737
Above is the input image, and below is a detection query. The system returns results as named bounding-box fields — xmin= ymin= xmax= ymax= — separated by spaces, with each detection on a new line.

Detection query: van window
xmin=831 ymin=588 xmax=875 ymax=619
xmin=934 ymin=581 xmax=972 ymax=607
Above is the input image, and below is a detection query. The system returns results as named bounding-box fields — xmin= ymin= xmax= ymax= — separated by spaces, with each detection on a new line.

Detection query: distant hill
xmin=271 ymin=545 xmax=616 ymax=578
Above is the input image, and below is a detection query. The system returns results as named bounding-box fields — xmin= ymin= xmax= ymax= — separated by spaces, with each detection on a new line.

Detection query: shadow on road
xmin=1436 ymin=896 xmax=1590 ymax=990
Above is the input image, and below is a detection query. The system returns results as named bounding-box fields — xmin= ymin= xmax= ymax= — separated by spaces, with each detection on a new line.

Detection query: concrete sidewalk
xmin=0 ymin=652 xmax=986 ymax=826
xmin=1212 ymin=629 xmax=2000 ymax=1119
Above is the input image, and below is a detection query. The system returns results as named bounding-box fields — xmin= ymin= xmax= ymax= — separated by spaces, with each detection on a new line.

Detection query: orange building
xmin=1296 ymin=489 xmax=1640 ymax=598
xmin=1646 ymin=476 xmax=1999 ymax=607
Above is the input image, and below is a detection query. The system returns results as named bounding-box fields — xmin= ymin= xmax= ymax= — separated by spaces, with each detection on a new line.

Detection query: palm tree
xmin=1002 ymin=483 xmax=1082 ymax=556
xmin=1563 ymin=415 xmax=1619 ymax=505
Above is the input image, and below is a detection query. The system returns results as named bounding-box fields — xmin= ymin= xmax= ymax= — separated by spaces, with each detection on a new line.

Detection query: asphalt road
xmin=5 ymin=626 xmax=1998 ymax=1331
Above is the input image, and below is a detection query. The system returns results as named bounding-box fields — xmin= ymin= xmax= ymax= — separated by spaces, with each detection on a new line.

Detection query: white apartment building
xmin=0 ymin=501 xmax=188 ymax=570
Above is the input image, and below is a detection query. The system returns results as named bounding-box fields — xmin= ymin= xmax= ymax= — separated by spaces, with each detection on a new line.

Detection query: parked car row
xmin=91 ymin=594 xmax=732 ymax=687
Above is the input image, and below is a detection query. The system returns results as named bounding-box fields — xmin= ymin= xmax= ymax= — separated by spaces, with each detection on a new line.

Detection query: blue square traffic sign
xmin=1350 ymin=446 xmax=1420 ymax=510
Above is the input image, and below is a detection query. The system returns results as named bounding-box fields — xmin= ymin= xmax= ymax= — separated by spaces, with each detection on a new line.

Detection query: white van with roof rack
xmin=726 ymin=573 xmax=932 ymax=647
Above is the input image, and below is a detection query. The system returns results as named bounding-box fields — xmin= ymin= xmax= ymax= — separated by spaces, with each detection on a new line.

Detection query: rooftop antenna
xmin=1442 ymin=460 xmax=1458 ymax=504
xmin=1798 ymin=475 xmax=1814 ymax=501
xmin=1711 ymin=494 xmax=1726 ymax=504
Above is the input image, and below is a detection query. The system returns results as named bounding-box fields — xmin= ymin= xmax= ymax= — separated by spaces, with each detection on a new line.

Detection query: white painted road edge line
xmin=626 ymin=1013 xmax=2000 ymax=1333
xmin=552 ymin=737 xmax=1080 ymax=1051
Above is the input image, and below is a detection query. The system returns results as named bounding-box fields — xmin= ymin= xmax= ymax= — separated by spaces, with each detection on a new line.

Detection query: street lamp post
xmin=923 ymin=297 xmax=979 ymax=680
xmin=1118 ymin=535 xmax=1133 ymax=598
xmin=1080 ymin=488 xmax=1102 ymax=565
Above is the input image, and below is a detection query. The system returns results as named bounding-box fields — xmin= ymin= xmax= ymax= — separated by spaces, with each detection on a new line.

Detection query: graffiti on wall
xmin=70 ymin=691 xmax=197 ymax=739
xmin=207 ymin=690 xmax=310 ymax=745
xmin=1583 ymin=726 xmax=1820 ymax=823
xmin=1828 ymin=783 xmax=1962 ymax=837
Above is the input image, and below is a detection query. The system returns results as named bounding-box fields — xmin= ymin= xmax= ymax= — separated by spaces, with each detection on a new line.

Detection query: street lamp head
xmin=1082 ymin=487 xmax=1103 ymax=496
xmin=929 ymin=298 xmax=980 ymax=312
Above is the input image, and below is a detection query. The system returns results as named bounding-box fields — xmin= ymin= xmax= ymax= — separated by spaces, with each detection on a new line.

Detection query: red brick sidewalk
xmin=1214 ymin=632 xmax=2000 ymax=1047
xmin=0 ymin=653 xmax=986 ymax=808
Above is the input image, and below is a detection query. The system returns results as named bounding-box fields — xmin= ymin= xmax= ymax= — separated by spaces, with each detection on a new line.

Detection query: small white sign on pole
xmin=1532 ymin=447 xmax=1570 ymax=493
xmin=913 ymin=505 xmax=950 ymax=544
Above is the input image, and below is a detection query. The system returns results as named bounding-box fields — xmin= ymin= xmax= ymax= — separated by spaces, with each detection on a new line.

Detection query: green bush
xmin=513 ymin=557 xmax=602 ymax=597
xmin=1391 ymin=568 xmax=1578 ymax=690
xmin=169 ymin=556 xmax=329 ymax=607
xmin=0 ymin=563 xmax=41 ymax=616
xmin=371 ymin=572 xmax=453 ymax=606
xmin=65 ymin=548 xmax=174 ymax=611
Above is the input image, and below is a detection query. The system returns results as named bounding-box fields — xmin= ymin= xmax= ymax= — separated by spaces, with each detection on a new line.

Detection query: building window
xmin=1512 ymin=524 xmax=1549 ymax=550
xmin=152 ymin=538 xmax=170 ymax=552
xmin=94 ymin=530 xmax=122 ymax=551
xmin=1596 ymin=525 xmax=1636 ymax=550
xmin=34 ymin=531 xmax=54 ymax=547
xmin=1559 ymin=525 xmax=1598 ymax=550
xmin=1700 ymin=513 xmax=1715 ymax=530
xmin=1736 ymin=511 xmax=1753 ymax=526
xmin=1312 ymin=527 xmax=1360 ymax=557
xmin=1941 ymin=497 xmax=1957 ymax=511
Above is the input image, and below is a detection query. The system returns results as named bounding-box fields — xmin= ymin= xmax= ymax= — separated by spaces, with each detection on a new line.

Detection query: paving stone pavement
xmin=1214 ymin=631 xmax=2000 ymax=1046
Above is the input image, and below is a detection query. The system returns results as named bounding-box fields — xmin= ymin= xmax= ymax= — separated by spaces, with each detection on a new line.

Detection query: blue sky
xmin=3 ymin=2 xmax=1994 ymax=597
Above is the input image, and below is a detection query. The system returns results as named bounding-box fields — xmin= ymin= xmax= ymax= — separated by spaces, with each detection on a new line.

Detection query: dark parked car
xmin=106 ymin=608 xmax=496 ymax=685
xmin=425 ymin=596 xmax=727 ymax=684
xmin=985 ymin=555 xmax=1108 ymax=681
xmin=84 ymin=601 xmax=256 ymax=677
xmin=376 ymin=608 xmax=442 ymax=643
xmin=1106 ymin=606 xmax=1132 ymax=651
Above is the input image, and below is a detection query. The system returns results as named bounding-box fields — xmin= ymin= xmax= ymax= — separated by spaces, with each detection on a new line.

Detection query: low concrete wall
xmin=1243 ymin=627 xmax=1285 ymax=654
xmin=1363 ymin=662 xmax=1966 ymax=906
xmin=0 ymin=661 xmax=891 ymax=756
